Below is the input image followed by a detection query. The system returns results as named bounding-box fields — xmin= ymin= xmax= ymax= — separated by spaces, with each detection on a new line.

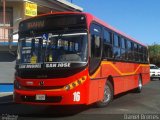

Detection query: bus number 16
xmin=73 ymin=92 xmax=80 ymax=102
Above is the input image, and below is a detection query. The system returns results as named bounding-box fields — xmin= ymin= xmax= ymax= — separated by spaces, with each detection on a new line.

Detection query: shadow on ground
xmin=0 ymin=89 xmax=143 ymax=118
xmin=0 ymin=95 xmax=13 ymax=103
xmin=0 ymin=94 xmax=91 ymax=118
xmin=0 ymin=52 xmax=16 ymax=62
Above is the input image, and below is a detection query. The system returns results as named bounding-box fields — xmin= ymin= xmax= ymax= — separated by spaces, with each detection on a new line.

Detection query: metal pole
xmin=3 ymin=0 xmax=6 ymax=42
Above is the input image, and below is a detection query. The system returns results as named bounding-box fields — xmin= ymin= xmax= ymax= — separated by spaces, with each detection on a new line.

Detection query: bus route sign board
xmin=25 ymin=2 xmax=37 ymax=17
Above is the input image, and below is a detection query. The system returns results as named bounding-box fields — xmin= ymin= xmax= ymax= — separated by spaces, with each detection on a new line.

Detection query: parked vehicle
xmin=150 ymin=64 xmax=160 ymax=80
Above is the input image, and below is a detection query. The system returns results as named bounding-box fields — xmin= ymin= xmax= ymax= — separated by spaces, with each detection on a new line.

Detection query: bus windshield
xmin=18 ymin=32 xmax=88 ymax=64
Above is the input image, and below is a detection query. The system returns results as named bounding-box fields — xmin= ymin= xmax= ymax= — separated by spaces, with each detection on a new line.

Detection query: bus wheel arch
xmin=107 ymin=76 xmax=114 ymax=94
xmin=96 ymin=76 xmax=114 ymax=107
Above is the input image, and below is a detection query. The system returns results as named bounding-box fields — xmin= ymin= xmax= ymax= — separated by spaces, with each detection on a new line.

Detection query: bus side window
xmin=143 ymin=47 xmax=148 ymax=63
xmin=103 ymin=29 xmax=113 ymax=59
xmin=120 ymin=38 xmax=126 ymax=60
xmin=89 ymin=23 xmax=102 ymax=75
xmin=133 ymin=43 xmax=139 ymax=62
xmin=113 ymin=34 xmax=121 ymax=60
xmin=139 ymin=45 xmax=144 ymax=63
xmin=127 ymin=40 xmax=133 ymax=61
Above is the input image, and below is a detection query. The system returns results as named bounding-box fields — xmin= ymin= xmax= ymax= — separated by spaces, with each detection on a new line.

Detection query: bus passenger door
xmin=88 ymin=23 xmax=103 ymax=103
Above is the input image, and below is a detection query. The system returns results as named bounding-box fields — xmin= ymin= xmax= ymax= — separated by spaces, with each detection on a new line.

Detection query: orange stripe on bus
xmin=90 ymin=61 xmax=149 ymax=78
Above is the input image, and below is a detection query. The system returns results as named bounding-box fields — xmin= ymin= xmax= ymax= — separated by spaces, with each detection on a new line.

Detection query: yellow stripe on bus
xmin=90 ymin=61 xmax=149 ymax=78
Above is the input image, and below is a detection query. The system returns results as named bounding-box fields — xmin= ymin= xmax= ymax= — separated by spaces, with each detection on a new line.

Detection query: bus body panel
xmin=88 ymin=79 xmax=106 ymax=104
xmin=90 ymin=61 xmax=150 ymax=95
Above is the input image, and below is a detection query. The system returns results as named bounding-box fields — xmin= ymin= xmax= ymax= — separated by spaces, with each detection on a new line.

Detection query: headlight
xmin=14 ymin=80 xmax=21 ymax=89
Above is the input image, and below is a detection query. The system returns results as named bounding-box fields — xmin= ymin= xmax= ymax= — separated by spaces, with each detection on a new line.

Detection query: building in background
xmin=0 ymin=0 xmax=83 ymax=92
xmin=0 ymin=0 xmax=83 ymax=47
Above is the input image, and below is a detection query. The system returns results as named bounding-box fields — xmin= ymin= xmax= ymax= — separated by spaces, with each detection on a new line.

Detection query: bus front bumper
xmin=13 ymin=84 xmax=88 ymax=105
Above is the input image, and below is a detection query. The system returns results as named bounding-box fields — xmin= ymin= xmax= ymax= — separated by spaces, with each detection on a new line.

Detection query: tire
xmin=134 ymin=75 xmax=143 ymax=93
xmin=96 ymin=81 xmax=113 ymax=107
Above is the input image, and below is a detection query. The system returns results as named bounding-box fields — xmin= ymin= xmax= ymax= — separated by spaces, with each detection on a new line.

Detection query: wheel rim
xmin=138 ymin=77 xmax=142 ymax=90
xmin=103 ymin=85 xmax=111 ymax=103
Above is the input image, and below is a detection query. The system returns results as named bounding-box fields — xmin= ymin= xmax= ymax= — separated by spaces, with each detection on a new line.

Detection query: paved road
xmin=0 ymin=80 xmax=160 ymax=120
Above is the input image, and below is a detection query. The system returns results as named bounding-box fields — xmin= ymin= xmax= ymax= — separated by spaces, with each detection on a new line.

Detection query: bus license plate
xmin=36 ymin=94 xmax=46 ymax=101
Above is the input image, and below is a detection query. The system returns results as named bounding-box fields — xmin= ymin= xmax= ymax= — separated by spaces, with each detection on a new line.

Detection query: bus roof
xmin=21 ymin=12 xmax=146 ymax=47
xmin=85 ymin=13 xmax=146 ymax=47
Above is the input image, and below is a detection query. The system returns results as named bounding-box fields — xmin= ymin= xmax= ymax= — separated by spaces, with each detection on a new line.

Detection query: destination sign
xmin=19 ymin=64 xmax=42 ymax=69
xmin=17 ymin=62 xmax=86 ymax=70
xmin=45 ymin=63 xmax=71 ymax=68
xmin=19 ymin=14 xmax=87 ymax=34
xmin=18 ymin=63 xmax=71 ymax=69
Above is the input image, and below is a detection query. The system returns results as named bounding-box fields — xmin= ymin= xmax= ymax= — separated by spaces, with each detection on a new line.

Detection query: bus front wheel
xmin=96 ymin=81 xmax=113 ymax=107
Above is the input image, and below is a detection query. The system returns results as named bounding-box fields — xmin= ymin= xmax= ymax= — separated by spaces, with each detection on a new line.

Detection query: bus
xmin=14 ymin=12 xmax=150 ymax=107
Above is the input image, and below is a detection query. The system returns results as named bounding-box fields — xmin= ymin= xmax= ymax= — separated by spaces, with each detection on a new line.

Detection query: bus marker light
xmin=72 ymin=83 xmax=76 ymax=87
xmin=77 ymin=80 xmax=81 ymax=84
xmin=64 ymin=76 xmax=87 ymax=91
xmin=65 ymin=85 xmax=70 ymax=91
xmin=82 ymin=76 xmax=86 ymax=80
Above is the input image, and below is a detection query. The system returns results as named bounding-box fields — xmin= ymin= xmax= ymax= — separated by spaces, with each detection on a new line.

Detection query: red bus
xmin=14 ymin=12 xmax=150 ymax=107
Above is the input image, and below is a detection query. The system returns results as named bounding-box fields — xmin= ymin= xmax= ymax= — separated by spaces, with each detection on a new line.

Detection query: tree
xmin=148 ymin=43 xmax=160 ymax=66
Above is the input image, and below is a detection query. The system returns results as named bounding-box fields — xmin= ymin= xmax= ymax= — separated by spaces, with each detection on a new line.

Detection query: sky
xmin=70 ymin=0 xmax=160 ymax=45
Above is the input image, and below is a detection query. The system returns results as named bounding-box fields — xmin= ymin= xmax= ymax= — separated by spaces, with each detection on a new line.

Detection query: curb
xmin=0 ymin=92 xmax=13 ymax=96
